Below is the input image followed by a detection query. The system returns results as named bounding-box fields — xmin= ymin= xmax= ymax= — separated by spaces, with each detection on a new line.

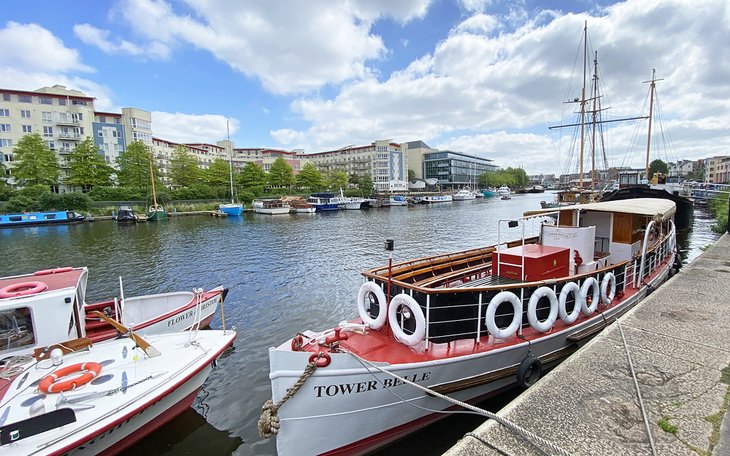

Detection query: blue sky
xmin=2 ymin=0 xmax=729 ymax=174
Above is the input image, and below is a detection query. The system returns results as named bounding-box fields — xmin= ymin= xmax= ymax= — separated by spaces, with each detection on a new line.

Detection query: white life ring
xmin=527 ymin=286 xmax=558 ymax=332
xmin=601 ymin=272 xmax=616 ymax=304
xmin=357 ymin=282 xmax=387 ymax=329
xmin=485 ymin=291 xmax=522 ymax=339
xmin=580 ymin=277 xmax=599 ymax=316
xmin=387 ymin=294 xmax=426 ymax=346
xmin=558 ymin=282 xmax=583 ymax=324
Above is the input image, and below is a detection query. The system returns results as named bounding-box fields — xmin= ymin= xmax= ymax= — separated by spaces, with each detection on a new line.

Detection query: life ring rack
xmin=0 ymin=281 xmax=48 ymax=299
xmin=38 ymin=362 xmax=103 ymax=393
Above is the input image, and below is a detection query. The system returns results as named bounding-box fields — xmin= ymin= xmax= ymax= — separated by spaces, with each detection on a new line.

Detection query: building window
xmin=58 ymin=98 xmax=66 ymax=106
xmin=48 ymin=141 xmax=55 ymax=150
xmin=39 ymin=97 xmax=52 ymax=105
xmin=20 ymin=109 xmax=30 ymax=118
xmin=0 ymin=108 xmax=9 ymax=116
xmin=2 ymin=94 xmax=10 ymax=101
xmin=98 ymin=130 xmax=103 ymax=137
xmin=0 ymin=139 xmax=12 ymax=147
xmin=43 ymin=126 xmax=53 ymax=136
xmin=22 ymin=125 xmax=32 ymax=133
xmin=42 ymin=111 xmax=52 ymax=122
xmin=71 ymin=100 xmax=87 ymax=106
xmin=0 ymin=124 xmax=10 ymax=132
xmin=18 ymin=95 xmax=31 ymax=103
xmin=3 ymin=153 xmax=13 ymax=161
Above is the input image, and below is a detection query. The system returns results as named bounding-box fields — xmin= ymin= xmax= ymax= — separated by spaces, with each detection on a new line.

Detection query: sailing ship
xmin=219 ymin=121 xmax=244 ymax=217
xmin=261 ymin=198 xmax=678 ymax=455
xmin=146 ymin=153 xmax=167 ymax=221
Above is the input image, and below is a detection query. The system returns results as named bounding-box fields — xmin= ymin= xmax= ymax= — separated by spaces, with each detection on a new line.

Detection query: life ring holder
xmin=558 ymin=282 xmax=583 ymax=324
xmin=33 ymin=267 xmax=74 ymax=276
xmin=357 ymin=282 xmax=388 ymax=330
xmin=0 ymin=281 xmax=48 ymax=299
xmin=38 ymin=362 xmax=102 ymax=393
xmin=580 ymin=278 xmax=600 ymax=316
xmin=601 ymin=273 xmax=616 ymax=304
xmin=387 ymin=294 xmax=426 ymax=347
xmin=486 ymin=291 xmax=522 ymax=339
xmin=527 ymin=286 xmax=558 ymax=332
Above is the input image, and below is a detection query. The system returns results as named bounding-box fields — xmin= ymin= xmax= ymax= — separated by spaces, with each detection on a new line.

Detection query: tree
xmin=238 ymin=162 xmax=267 ymax=189
xmin=65 ymin=137 xmax=114 ymax=191
xmin=295 ymin=162 xmax=324 ymax=189
xmin=648 ymin=159 xmax=669 ymax=180
xmin=168 ymin=145 xmax=201 ymax=187
xmin=202 ymin=158 xmax=232 ymax=188
xmin=359 ymin=174 xmax=374 ymax=196
xmin=325 ymin=170 xmax=348 ymax=191
xmin=11 ymin=133 xmax=59 ymax=187
xmin=117 ymin=141 xmax=152 ymax=188
xmin=268 ymin=157 xmax=294 ymax=188
xmin=408 ymin=169 xmax=416 ymax=181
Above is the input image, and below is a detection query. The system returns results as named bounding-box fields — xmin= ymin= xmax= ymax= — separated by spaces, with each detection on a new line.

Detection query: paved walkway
xmin=446 ymin=234 xmax=730 ymax=456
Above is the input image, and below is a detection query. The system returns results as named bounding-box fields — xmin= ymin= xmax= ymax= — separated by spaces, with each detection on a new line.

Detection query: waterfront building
xmin=703 ymin=156 xmax=730 ymax=184
xmin=302 ymin=139 xmax=408 ymax=192
xmin=422 ymin=150 xmax=497 ymax=190
xmin=121 ymin=107 xmax=153 ymax=147
xmin=404 ymin=140 xmax=438 ymax=180
xmin=93 ymin=112 xmax=126 ymax=164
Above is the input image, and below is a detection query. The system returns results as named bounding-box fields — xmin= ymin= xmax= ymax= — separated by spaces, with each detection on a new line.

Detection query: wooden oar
xmin=92 ymin=311 xmax=161 ymax=358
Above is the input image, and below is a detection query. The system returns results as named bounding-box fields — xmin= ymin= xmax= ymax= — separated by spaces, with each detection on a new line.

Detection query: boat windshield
xmin=0 ymin=307 xmax=36 ymax=353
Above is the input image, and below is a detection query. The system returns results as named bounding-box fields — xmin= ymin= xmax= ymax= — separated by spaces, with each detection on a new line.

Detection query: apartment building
xmin=704 ymin=156 xmax=730 ymax=184
xmin=422 ymin=150 xmax=497 ymax=189
xmin=93 ymin=112 xmax=125 ymax=164
xmin=302 ymin=139 xmax=408 ymax=192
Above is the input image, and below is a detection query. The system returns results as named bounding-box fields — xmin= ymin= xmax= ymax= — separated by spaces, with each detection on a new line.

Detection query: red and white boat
xmin=0 ymin=267 xmax=225 ymax=357
xmin=264 ymin=198 xmax=678 ymax=455
xmin=0 ymin=320 xmax=236 ymax=455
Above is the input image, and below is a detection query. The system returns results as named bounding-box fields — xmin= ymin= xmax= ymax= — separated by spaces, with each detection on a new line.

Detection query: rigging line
xmin=342 ymin=349 xmax=572 ymax=456
xmin=616 ymin=320 xmax=657 ymax=456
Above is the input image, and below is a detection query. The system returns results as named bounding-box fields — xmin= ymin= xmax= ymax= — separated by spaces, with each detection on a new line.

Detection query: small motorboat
xmin=115 ymin=205 xmax=139 ymax=223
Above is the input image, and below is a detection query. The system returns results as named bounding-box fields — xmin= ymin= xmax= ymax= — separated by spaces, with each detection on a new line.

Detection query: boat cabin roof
xmin=0 ymin=268 xmax=84 ymax=300
xmin=523 ymin=198 xmax=676 ymax=219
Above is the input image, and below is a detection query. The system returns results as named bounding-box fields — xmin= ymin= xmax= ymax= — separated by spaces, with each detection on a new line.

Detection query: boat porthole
xmin=21 ymin=394 xmax=46 ymax=407
xmin=91 ymin=374 xmax=114 ymax=385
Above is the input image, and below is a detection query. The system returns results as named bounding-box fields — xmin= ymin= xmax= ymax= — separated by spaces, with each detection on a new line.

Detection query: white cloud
xmin=270 ymin=128 xmax=306 ymax=146
xmin=0 ymin=21 xmax=93 ymax=73
xmin=151 ymin=112 xmax=239 ymax=144
xmin=453 ymin=13 xmax=499 ymax=35
xmin=73 ymin=23 xmax=170 ymax=59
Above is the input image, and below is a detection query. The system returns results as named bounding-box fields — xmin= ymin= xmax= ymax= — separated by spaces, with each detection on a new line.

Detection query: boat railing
xmin=633 ymin=219 xmax=676 ymax=288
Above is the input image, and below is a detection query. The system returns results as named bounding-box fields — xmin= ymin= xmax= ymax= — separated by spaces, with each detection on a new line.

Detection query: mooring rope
xmin=616 ymin=319 xmax=657 ymax=456
xmin=257 ymin=352 xmax=322 ymax=438
xmin=342 ymin=349 xmax=572 ymax=456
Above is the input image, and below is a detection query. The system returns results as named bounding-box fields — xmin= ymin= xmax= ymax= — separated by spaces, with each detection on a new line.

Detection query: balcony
xmin=55 ymin=118 xmax=79 ymax=126
xmin=57 ymin=132 xmax=81 ymax=140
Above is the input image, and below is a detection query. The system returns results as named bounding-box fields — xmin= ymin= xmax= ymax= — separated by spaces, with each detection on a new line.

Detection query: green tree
xmin=65 ymin=137 xmax=114 ymax=191
xmin=117 ymin=141 xmax=152 ymax=188
xmin=268 ymin=157 xmax=294 ymax=188
xmin=203 ymin=158 xmax=232 ymax=188
xmin=0 ymin=161 xmax=7 ymax=186
xmin=295 ymin=162 xmax=324 ymax=189
xmin=359 ymin=174 xmax=374 ymax=196
xmin=11 ymin=133 xmax=59 ymax=187
xmin=408 ymin=169 xmax=416 ymax=181
xmin=504 ymin=167 xmax=529 ymax=187
xmin=325 ymin=170 xmax=348 ymax=191
xmin=648 ymin=159 xmax=669 ymax=180
xmin=168 ymin=145 xmax=201 ymax=187
xmin=238 ymin=162 xmax=267 ymax=189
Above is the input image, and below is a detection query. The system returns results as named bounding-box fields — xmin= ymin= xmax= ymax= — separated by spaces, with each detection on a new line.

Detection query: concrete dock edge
xmin=446 ymin=234 xmax=730 ymax=456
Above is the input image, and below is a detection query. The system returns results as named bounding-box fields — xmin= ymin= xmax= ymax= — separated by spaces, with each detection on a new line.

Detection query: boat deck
xmin=0 ymin=268 xmax=83 ymax=296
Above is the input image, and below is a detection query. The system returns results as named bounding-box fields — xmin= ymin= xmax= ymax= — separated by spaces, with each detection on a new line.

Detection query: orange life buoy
xmin=38 ymin=362 xmax=102 ymax=393
xmin=309 ymin=352 xmax=331 ymax=368
xmin=0 ymin=281 xmax=48 ymax=299
xmin=291 ymin=335 xmax=304 ymax=351
xmin=34 ymin=267 xmax=74 ymax=276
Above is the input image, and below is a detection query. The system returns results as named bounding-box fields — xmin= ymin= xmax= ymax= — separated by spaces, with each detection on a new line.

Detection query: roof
xmin=523 ymin=198 xmax=676 ymax=219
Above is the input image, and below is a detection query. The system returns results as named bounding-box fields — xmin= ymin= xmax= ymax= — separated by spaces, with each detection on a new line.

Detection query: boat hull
xmin=0 ymin=211 xmax=85 ymax=228
xmin=219 ymin=203 xmax=243 ymax=217
xmin=146 ymin=209 xmax=168 ymax=221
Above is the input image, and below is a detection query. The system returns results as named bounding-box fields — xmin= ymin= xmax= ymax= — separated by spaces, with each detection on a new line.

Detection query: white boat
xmin=262 ymin=198 xmax=678 ymax=455
xmin=0 ymin=324 xmax=236 ymax=454
xmin=387 ymin=195 xmax=408 ymax=206
xmin=253 ymin=199 xmax=291 ymax=215
xmin=415 ymin=194 xmax=453 ymax=204
xmin=497 ymin=185 xmax=511 ymax=196
xmin=0 ymin=267 xmax=225 ymax=356
xmin=452 ymin=189 xmax=477 ymax=201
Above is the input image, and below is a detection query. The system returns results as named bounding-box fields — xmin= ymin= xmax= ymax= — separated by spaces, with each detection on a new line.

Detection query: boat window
xmin=44 ymin=213 xmax=57 ymax=220
xmin=9 ymin=216 xmax=22 ymax=222
xmin=0 ymin=307 xmax=36 ymax=352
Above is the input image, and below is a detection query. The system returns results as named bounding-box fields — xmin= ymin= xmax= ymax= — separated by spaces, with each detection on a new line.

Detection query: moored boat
xmin=452 ymin=189 xmax=477 ymax=201
xmin=0 ymin=211 xmax=85 ymax=228
xmin=146 ymin=154 xmax=168 ymax=221
xmin=262 ymin=198 xmax=678 ymax=455
xmin=481 ymin=187 xmax=498 ymax=198
xmin=387 ymin=195 xmax=408 ymax=206
xmin=115 ymin=205 xmax=139 ymax=223
xmin=414 ymin=194 xmax=453 ymax=204
xmin=253 ymin=199 xmax=291 ymax=215
xmin=308 ymin=193 xmax=340 ymax=211
xmin=219 ymin=202 xmax=244 ymax=217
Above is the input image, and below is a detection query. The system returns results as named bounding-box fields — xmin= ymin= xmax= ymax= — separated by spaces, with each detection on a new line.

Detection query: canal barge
xmin=263 ymin=198 xmax=678 ymax=455
xmin=0 ymin=211 xmax=85 ymax=228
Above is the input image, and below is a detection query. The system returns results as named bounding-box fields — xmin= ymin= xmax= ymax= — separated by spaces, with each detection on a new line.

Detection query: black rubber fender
xmin=516 ymin=355 xmax=542 ymax=388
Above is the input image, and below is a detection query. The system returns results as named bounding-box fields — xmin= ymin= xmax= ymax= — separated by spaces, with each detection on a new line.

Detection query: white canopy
xmin=524 ymin=198 xmax=676 ymax=219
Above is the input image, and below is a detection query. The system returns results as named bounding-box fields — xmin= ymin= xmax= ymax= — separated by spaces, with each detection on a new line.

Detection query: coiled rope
xmin=0 ymin=355 xmax=33 ymax=378
xmin=342 ymin=349 xmax=572 ymax=456
xmin=258 ymin=352 xmax=323 ymax=438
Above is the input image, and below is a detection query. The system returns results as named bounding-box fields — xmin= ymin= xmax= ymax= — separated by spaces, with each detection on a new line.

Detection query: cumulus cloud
xmin=151 ymin=112 xmax=239 ymax=144
xmin=73 ymin=23 xmax=169 ymax=59
xmin=0 ymin=21 xmax=93 ymax=73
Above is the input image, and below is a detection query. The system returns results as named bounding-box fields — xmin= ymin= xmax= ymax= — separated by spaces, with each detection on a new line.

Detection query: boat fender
xmin=558 ymin=282 xmax=583 ymax=324
xmin=485 ymin=291 xmax=522 ymax=339
xmin=580 ymin=278 xmax=600 ymax=316
xmin=516 ymin=355 xmax=542 ymax=388
xmin=357 ymin=282 xmax=388 ymax=330
xmin=308 ymin=351 xmax=331 ymax=368
xmin=33 ymin=267 xmax=73 ymax=276
xmin=600 ymin=273 xmax=616 ymax=304
xmin=527 ymin=286 xmax=558 ymax=332
xmin=0 ymin=281 xmax=48 ymax=299
xmin=387 ymin=294 xmax=426 ymax=347
xmin=39 ymin=362 xmax=102 ymax=393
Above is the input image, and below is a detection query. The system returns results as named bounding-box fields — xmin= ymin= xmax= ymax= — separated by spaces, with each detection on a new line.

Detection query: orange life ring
xmin=34 ymin=267 xmax=74 ymax=276
xmin=39 ymin=362 xmax=102 ymax=393
xmin=309 ymin=352 xmax=331 ymax=368
xmin=0 ymin=281 xmax=48 ymax=299
xmin=291 ymin=335 xmax=304 ymax=351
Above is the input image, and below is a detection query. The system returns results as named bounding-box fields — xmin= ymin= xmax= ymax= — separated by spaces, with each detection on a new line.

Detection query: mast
xmin=590 ymin=51 xmax=599 ymax=191
xmin=227 ymin=120 xmax=235 ymax=204
xmin=149 ymin=153 xmax=158 ymax=207
xmin=644 ymin=69 xmax=658 ymax=180
xmin=578 ymin=21 xmax=587 ymax=190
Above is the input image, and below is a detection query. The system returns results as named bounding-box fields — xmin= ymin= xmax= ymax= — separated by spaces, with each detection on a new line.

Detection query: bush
xmin=0 ymin=185 xmax=15 ymax=201
xmin=710 ymin=195 xmax=728 ymax=234
xmin=18 ymin=185 xmax=51 ymax=200
xmin=89 ymin=186 xmax=147 ymax=201
xmin=238 ymin=191 xmax=255 ymax=204
xmin=57 ymin=193 xmax=93 ymax=212
xmin=172 ymin=184 xmax=223 ymax=200
xmin=4 ymin=195 xmax=37 ymax=212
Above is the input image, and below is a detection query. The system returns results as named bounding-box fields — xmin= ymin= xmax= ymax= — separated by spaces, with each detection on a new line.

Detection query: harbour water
xmin=0 ymin=193 xmax=719 ymax=455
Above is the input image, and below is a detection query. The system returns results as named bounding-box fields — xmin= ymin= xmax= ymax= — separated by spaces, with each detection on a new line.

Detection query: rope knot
xmin=257 ymin=399 xmax=280 ymax=438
